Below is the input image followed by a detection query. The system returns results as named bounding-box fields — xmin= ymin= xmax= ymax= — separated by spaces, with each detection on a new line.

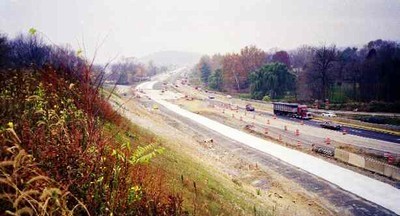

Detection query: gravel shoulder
xmin=112 ymin=89 xmax=397 ymax=215
xmin=113 ymin=94 xmax=339 ymax=215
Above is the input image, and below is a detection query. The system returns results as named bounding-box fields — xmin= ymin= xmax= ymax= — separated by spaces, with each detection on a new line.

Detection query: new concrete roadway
xmin=135 ymin=70 xmax=400 ymax=215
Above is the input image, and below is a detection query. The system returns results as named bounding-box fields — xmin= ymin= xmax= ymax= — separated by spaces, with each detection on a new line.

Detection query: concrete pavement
xmin=135 ymin=75 xmax=400 ymax=215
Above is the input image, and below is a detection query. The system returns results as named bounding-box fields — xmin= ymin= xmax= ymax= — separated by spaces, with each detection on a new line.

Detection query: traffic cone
xmin=267 ymin=119 xmax=270 ymax=125
xmin=295 ymin=129 xmax=300 ymax=136
xmin=264 ymin=128 xmax=268 ymax=134
xmin=284 ymin=125 xmax=287 ymax=131
xmin=222 ymin=109 xmax=225 ymax=114
xmin=300 ymin=120 xmax=304 ymax=125
xmin=274 ymin=115 xmax=277 ymax=119
xmin=325 ymin=137 xmax=331 ymax=145
xmin=342 ymin=129 xmax=347 ymax=135
xmin=388 ymin=155 xmax=394 ymax=164
xmin=297 ymin=141 xmax=301 ymax=147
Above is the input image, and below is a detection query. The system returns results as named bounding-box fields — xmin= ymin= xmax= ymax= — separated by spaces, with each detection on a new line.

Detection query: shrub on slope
xmin=0 ymin=33 xmax=183 ymax=215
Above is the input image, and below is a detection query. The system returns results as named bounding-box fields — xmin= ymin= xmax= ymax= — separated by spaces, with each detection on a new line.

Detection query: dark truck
xmin=245 ymin=104 xmax=255 ymax=111
xmin=320 ymin=121 xmax=342 ymax=130
xmin=272 ymin=102 xmax=312 ymax=119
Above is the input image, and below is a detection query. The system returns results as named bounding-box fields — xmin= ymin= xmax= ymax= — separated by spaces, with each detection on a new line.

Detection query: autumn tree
xmin=272 ymin=50 xmax=290 ymax=68
xmin=192 ymin=41 xmax=400 ymax=105
xmin=210 ymin=54 xmax=223 ymax=71
xmin=220 ymin=46 xmax=267 ymax=92
xmin=240 ymin=46 xmax=268 ymax=75
xmin=109 ymin=58 xmax=147 ymax=84
xmin=132 ymin=64 xmax=146 ymax=78
xmin=222 ymin=53 xmax=243 ymax=91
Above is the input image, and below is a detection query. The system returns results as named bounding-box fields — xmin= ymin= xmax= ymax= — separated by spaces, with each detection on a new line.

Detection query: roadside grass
xmin=100 ymin=86 xmax=122 ymax=99
xmin=1 ymin=33 xmax=279 ymax=215
xmin=119 ymin=118 xmax=274 ymax=215
xmin=237 ymin=93 xmax=252 ymax=99
xmin=154 ymin=144 xmax=273 ymax=215
xmin=353 ymin=115 xmax=400 ymax=127
xmin=178 ymin=99 xmax=207 ymax=113
xmin=0 ymin=67 xmax=184 ymax=215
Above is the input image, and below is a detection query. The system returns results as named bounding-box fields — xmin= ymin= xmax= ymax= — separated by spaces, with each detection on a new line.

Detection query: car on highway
xmin=320 ymin=121 xmax=341 ymax=130
xmin=208 ymin=95 xmax=215 ymax=99
xmin=245 ymin=104 xmax=255 ymax=111
xmin=321 ymin=112 xmax=337 ymax=117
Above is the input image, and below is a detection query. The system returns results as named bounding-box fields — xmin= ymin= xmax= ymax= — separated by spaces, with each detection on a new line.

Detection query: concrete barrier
xmin=384 ymin=164 xmax=400 ymax=181
xmin=348 ymin=153 xmax=365 ymax=168
xmin=334 ymin=149 xmax=350 ymax=163
xmin=335 ymin=149 xmax=400 ymax=180
xmin=365 ymin=158 xmax=385 ymax=175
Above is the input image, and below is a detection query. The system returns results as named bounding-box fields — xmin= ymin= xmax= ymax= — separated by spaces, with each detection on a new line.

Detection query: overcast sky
xmin=1 ymin=0 xmax=400 ymax=63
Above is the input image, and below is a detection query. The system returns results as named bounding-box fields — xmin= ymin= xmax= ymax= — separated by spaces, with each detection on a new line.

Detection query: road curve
xmin=136 ymin=79 xmax=400 ymax=215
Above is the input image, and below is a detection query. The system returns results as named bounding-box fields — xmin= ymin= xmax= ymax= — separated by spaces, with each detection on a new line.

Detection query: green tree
xmin=200 ymin=62 xmax=211 ymax=84
xmin=198 ymin=56 xmax=212 ymax=84
xmin=249 ymin=63 xmax=295 ymax=100
xmin=208 ymin=69 xmax=223 ymax=91
xmin=116 ymin=71 xmax=129 ymax=85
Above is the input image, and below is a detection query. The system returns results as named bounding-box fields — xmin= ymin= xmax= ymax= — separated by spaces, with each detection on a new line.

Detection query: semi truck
xmin=272 ymin=102 xmax=312 ymax=119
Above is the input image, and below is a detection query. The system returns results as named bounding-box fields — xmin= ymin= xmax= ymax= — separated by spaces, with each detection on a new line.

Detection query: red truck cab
xmin=273 ymin=102 xmax=312 ymax=120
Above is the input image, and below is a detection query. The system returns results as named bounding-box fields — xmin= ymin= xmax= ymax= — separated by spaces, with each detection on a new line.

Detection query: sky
xmin=1 ymin=0 xmax=400 ymax=63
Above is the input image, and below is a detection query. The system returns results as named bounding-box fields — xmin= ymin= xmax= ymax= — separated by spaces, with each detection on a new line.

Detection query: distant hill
xmin=139 ymin=50 xmax=202 ymax=67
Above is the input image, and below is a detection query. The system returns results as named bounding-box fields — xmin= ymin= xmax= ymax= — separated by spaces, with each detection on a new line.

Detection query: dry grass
xmin=0 ymin=124 xmax=89 ymax=216
xmin=0 ymin=67 xmax=184 ymax=215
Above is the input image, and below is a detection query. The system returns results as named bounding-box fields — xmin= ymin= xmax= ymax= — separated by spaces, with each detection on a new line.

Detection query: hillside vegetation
xmin=1 ymin=31 xmax=278 ymax=216
xmin=0 ymin=33 xmax=183 ymax=215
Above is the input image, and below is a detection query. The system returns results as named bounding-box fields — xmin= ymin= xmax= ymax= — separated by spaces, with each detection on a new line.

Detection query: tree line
xmin=108 ymin=59 xmax=168 ymax=85
xmin=193 ymin=40 xmax=400 ymax=105
xmin=0 ymin=33 xmax=168 ymax=86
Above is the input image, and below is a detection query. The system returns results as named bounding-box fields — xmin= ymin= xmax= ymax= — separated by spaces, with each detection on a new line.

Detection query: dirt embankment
xmin=113 ymin=94 xmax=339 ymax=215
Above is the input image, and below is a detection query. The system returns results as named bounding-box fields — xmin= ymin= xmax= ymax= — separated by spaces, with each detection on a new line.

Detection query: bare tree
xmin=308 ymin=46 xmax=338 ymax=100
